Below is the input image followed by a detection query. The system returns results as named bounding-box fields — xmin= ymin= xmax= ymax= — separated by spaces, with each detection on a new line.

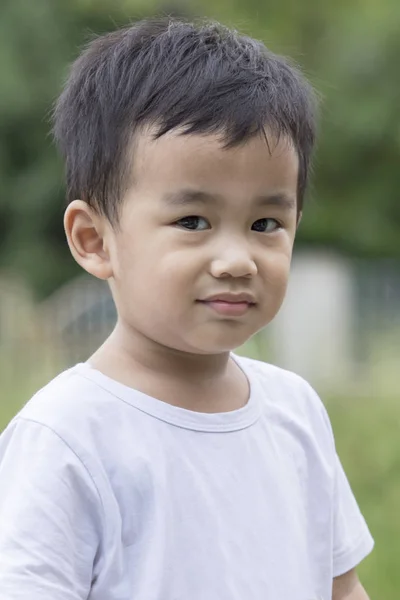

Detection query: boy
xmin=0 ymin=17 xmax=373 ymax=600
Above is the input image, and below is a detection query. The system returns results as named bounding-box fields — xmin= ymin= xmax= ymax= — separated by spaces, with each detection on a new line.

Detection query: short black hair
xmin=53 ymin=17 xmax=318 ymax=223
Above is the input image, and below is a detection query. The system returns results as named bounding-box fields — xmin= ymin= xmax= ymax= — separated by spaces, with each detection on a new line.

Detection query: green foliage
xmin=1 ymin=0 xmax=399 ymax=298
xmin=327 ymin=393 xmax=400 ymax=599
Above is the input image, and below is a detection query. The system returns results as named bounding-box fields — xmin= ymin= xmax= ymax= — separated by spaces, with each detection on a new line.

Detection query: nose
xmin=210 ymin=243 xmax=258 ymax=279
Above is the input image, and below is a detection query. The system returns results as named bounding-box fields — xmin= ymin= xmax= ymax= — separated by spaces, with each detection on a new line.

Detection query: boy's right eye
xmin=174 ymin=216 xmax=210 ymax=231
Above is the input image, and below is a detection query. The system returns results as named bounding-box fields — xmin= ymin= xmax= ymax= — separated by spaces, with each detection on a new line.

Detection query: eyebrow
xmin=162 ymin=189 xmax=296 ymax=211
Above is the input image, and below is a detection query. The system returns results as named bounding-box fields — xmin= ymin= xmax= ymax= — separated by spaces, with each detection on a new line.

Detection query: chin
xmin=191 ymin=329 xmax=258 ymax=355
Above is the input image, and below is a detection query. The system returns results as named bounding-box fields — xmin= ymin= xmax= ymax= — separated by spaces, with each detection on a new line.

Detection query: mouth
xmin=198 ymin=293 xmax=256 ymax=317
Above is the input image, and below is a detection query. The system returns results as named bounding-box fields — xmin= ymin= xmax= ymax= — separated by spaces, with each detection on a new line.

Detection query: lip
xmin=198 ymin=292 xmax=256 ymax=317
xmin=200 ymin=292 xmax=256 ymax=304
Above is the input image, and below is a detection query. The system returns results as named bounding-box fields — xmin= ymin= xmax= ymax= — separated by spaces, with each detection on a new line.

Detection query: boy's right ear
xmin=64 ymin=200 xmax=113 ymax=281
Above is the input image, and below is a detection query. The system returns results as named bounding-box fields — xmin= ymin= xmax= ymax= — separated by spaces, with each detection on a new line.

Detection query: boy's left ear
xmin=296 ymin=211 xmax=303 ymax=228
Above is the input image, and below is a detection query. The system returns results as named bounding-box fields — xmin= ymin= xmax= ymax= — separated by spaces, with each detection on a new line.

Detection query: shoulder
xmin=7 ymin=364 xmax=116 ymax=454
xmin=235 ymin=352 xmax=323 ymax=406
xmin=234 ymin=353 xmax=335 ymax=455
xmin=1 ymin=364 xmax=121 ymax=502
xmin=17 ymin=365 xmax=97 ymax=420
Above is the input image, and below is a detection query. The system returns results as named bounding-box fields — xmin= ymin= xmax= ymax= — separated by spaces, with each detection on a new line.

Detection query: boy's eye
xmin=175 ymin=216 xmax=210 ymax=231
xmin=251 ymin=218 xmax=281 ymax=233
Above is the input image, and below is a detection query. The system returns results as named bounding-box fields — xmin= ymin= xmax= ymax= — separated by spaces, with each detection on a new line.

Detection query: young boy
xmin=0 ymin=17 xmax=373 ymax=600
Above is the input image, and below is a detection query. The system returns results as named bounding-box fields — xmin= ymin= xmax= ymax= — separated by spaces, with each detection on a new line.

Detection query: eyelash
xmin=174 ymin=216 xmax=282 ymax=233
xmin=175 ymin=216 xmax=210 ymax=231
xmin=251 ymin=218 xmax=282 ymax=233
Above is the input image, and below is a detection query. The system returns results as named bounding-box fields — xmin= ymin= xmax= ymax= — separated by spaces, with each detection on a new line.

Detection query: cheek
xmin=120 ymin=248 xmax=195 ymax=307
xmin=262 ymin=246 xmax=292 ymax=283
xmin=259 ymin=250 xmax=292 ymax=316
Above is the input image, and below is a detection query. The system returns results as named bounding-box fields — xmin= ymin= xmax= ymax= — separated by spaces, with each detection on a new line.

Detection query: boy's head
xmin=54 ymin=17 xmax=318 ymax=354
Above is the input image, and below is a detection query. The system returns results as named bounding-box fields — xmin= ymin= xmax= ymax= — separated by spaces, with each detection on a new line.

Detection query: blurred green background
xmin=0 ymin=0 xmax=399 ymax=597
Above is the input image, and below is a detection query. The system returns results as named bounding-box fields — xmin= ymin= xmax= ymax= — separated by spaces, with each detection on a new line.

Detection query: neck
xmin=88 ymin=320 xmax=250 ymax=412
xmin=90 ymin=320 xmax=232 ymax=384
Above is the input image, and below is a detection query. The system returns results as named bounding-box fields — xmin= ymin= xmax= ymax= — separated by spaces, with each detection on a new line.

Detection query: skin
xmin=64 ymin=127 xmax=369 ymax=597
xmin=65 ymin=128 xmax=300 ymax=412
xmin=332 ymin=569 xmax=370 ymax=600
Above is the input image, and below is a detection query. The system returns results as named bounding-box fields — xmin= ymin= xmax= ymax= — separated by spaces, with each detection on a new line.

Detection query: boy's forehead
xmin=133 ymin=125 xmax=228 ymax=165
xmin=131 ymin=126 xmax=299 ymax=188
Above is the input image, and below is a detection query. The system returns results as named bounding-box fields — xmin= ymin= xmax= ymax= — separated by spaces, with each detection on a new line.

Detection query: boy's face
xmin=85 ymin=129 xmax=299 ymax=354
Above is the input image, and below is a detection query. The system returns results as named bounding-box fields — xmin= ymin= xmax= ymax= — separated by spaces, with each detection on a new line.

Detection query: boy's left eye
xmin=251 ymin=218 xmax=281 ymax=233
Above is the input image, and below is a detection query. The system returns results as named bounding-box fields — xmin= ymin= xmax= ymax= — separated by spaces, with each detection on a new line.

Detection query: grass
xmin=326 ymin=394 xmax=400 ymax=598
xmin=1 ymin=343 xmax=399 ymax=598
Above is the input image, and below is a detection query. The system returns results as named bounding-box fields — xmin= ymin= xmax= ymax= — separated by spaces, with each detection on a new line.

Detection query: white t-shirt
xmin=0 ymin=355 xmax=373 ymax=600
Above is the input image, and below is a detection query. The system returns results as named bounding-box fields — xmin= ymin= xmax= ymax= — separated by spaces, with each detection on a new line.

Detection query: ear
xmin=64 ymin=200 xmax=113 ymax=280
xmin=296 ymin=210 xmax=303 ymax=229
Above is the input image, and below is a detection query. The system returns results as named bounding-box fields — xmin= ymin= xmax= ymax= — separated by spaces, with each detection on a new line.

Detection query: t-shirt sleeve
xmin=332 ymin=451 xmax=374 ymax=577
xmin=0 ymin=417 xmax=103 ymax=599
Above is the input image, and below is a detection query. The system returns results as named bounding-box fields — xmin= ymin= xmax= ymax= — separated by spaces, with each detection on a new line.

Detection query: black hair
xmin=52 ymin=17 xmax=318 ymax=223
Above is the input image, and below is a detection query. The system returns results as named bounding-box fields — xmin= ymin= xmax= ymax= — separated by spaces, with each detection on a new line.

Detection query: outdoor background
xmin=0 ymin=0 xmax=399 ymax=596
